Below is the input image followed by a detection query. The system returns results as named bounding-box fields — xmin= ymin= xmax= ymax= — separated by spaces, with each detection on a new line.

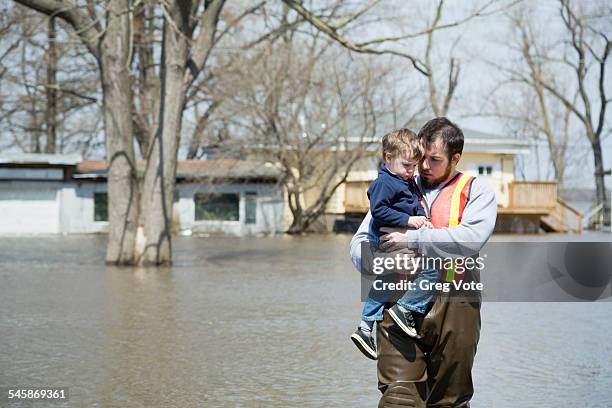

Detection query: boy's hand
xmin=407 ymin=216 xmax=428 ymax=229
xmin=422 ymin=220 xmax=434 ymax=229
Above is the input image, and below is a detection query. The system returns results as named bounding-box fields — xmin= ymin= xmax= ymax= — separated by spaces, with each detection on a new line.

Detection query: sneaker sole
xmin=388 ymin=308 xmax=418 ymax=338
xmin=350 ymin=333 xmax=377 ymax=360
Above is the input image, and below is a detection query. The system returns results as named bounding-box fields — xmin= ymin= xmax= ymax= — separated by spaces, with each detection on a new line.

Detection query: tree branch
xmin=280 ymin=0 xmax=429 ymax=76
xmin=183 ymin=0 xmax=225 ymax=90
xmin=13 ymin=0 xmax=101 ymax=58
xmin=354 ymin=0 xmax=521 ymax=47
xmin=213 ymin=1 xmax=266 ymax=47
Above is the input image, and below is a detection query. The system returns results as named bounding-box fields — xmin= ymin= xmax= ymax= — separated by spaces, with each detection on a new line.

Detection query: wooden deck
xmin=507 ymin=181 xmax=557 ymax=209
xmin=498 ymin=182 xmax=582 ymax=233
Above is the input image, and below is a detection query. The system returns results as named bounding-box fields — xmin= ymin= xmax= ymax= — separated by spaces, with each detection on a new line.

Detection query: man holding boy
xmin=350 ymin=117 xmax=497 ymax=407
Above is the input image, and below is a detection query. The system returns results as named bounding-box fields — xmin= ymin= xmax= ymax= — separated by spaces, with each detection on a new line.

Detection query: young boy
xmin=350 ymin=128 xmax=437 ymax=360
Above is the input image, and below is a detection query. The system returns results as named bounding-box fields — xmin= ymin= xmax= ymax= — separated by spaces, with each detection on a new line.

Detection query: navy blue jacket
xmin=368 ymin=165 xmax=425 ymax=239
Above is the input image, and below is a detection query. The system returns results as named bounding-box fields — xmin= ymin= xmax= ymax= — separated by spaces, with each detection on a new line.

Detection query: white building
xmin=0 ymin=154 xmax=284 ymax=236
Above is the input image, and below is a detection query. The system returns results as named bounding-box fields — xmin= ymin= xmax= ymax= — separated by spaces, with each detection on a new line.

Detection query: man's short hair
xmin=418 ymin=117 xmax=464 ymax=159
xmin=382 ymin=128 xmax=422 ymax=161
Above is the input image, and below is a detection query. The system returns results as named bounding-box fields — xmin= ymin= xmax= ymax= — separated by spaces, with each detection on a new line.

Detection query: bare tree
xmin=44 ymin=16 xmax=57 ymax=152
xmin=423 ymin=0 xmax=461 ymax=117
xmin=0 ymin=4 xmax=99 ymax=154
xmin=12 ymin=0 xmax=227 ymax=265
xmin=510 ymin=1 xmax=610 ymax=217
xmin=226 ymin=32 xmax=390 ymax=232
xmin=0 ymin=3 xmax=24 ymax=131
xmin=552 ymin=0 xmax=610 ymax=220
xmin=130 ymin=2 xmax=160 ymax=157
xmin=485 ymin=9 xmax=575 ymax=185
xmin=183 ymin=1 xmax=291 ymax=160
xmin=481 ymin=0 xmax=610 ymax=197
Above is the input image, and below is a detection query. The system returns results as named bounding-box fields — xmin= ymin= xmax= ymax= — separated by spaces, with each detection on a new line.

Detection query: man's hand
xmin=379 ymin=232 xmax=419 ymax=275
xmin=380 ymin=227 xmax=409 ymax=251
xmin=379 ymin=231 xmax=408 ymax=245
xmin=407 ymin=216 xmax=428 ymax=229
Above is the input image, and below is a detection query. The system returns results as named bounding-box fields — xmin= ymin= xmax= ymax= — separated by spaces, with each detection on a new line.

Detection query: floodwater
xmin=1 ymin=234 xmax=611 ymax=407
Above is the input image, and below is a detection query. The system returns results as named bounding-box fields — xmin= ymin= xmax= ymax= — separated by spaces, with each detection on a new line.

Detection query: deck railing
xmin=508 ymin=181 xmax=557 ymax=209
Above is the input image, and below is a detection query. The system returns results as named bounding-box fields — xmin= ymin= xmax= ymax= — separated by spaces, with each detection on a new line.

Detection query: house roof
xmin=342 ymin=127 xmax=531 ymax=155
xmin=0 ymin=153 xmax=82 ymax=165
xmin=75 ymin=159 xmax=281 ymax=181
xmin=462 ymin=128 xmax=531 ymax=155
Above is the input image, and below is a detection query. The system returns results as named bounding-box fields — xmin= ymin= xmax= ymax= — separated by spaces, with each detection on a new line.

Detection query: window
xmin=194 ymin=193 xmax=239 ymax=221
xmin=94 ymin=192 xmax=108 ymax=221
xmin=478 ymin=165 xmax=493 ymax=176
xmin=245 ymin=192 xmax=257 ymax=224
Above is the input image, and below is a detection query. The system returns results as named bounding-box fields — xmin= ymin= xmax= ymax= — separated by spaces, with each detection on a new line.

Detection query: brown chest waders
xmin=376 ymin=277 xmax=481 ymax=407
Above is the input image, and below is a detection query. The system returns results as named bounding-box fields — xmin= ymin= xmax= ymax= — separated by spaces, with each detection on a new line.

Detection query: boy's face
xmin=385 ymin=150 xmax=418 ymax=181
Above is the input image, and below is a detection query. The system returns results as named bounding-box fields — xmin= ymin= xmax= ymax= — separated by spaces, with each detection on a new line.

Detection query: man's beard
xmin=421 ymin=163 xmax=453 ymax=189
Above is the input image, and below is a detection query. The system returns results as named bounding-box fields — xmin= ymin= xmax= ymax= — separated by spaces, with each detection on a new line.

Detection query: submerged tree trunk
xmin=102 ymin=0 xmax=139 ymax=265
xmin=137 ymin=1 xmax=190 ymax=265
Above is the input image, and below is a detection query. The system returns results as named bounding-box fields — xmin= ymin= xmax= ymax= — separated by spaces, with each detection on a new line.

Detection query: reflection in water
xmin=0 ymin=235 xmax=611 ymax=407
xmin=100 ymin=266 xmax=183 ymax=407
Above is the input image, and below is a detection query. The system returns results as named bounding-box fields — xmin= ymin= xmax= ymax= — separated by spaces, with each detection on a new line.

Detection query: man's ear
xmin=451 ymin=153 xmax=461 ymax=166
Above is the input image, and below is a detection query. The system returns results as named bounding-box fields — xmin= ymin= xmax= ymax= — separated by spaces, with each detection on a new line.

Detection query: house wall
xmin=69 ymin=181 xmax=284 ymax=236
xmin=346 ymin=156 xmax=380 ymax=182
xmin=457 ymin=152 xmax=515 ymax=207
xmin=0 ymin=180 xmax=110 ymax=235
xmin=0 ymin=181 xmax=62 ymax=234
xmin=62 ymin=182 xmax=109 ymax=233
xmin=326 ymin=156 xmax=380 ymax=215
xmin=0 ymin=177 xmax=283 ymax=236
xmin=176 ymin=182 xmax=284 ymax=236
xmin=320 ymin=156 xmax=378 ymax=217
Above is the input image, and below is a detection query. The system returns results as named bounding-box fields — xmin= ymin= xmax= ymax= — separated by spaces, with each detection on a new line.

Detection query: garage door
xmin=0 ymin=189 xmax=60 ymax=234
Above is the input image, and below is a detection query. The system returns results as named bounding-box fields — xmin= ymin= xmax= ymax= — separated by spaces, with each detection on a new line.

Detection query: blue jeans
xmin=361 ymin=268 xmax=440 ymax=321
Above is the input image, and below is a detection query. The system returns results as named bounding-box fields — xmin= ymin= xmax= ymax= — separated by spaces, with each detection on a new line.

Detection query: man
xmin=349 ymin=117 xmax=497 ymax=407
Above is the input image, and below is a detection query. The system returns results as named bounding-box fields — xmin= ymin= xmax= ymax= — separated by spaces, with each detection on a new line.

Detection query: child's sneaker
xmin=350 ymin=328 xmax=377 ymax=360
xmin=388 ymin=304 xmax=418 ymax=337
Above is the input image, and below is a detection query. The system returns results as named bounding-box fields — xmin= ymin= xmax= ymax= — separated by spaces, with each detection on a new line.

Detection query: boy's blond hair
xmin=382 ymin=128 xmax=422 ymax=161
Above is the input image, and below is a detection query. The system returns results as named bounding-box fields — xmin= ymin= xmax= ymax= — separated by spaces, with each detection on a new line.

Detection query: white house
xmin=0 ymin=154 xmax=284 ymax=236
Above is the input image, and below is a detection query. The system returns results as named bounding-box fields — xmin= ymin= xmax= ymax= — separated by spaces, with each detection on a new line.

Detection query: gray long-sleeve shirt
xmin=349 ymin=172 xmax=498 ymax=272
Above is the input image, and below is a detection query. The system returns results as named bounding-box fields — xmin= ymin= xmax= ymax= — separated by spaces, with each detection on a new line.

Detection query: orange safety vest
xmin=415 ymin=172 xmax=474 ymax=282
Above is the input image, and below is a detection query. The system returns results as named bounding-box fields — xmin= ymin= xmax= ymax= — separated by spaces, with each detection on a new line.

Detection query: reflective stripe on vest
xmin=449 ymin=174 xmax=473 ymax=227
xmin=417 ymin=172 xmax=474 ymax=282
